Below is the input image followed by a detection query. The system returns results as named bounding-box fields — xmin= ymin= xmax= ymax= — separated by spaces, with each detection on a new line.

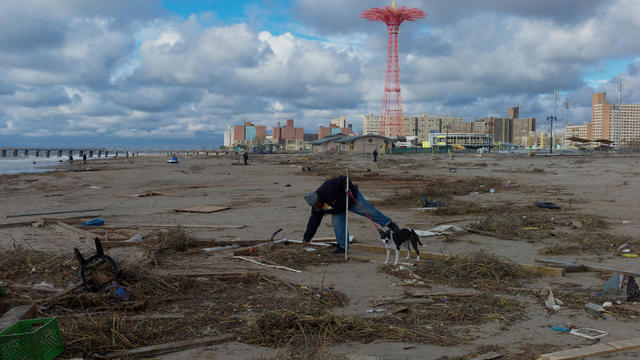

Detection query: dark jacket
xmin=303 ymin=176 xmax=356 ymax=242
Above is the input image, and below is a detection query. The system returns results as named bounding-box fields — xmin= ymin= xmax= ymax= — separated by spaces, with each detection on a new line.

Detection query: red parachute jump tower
xmin=361 ymin=1 xmax=425 ymax=138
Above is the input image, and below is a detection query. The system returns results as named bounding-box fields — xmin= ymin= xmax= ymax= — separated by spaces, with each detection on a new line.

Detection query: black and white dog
xmin=379 ymin=228 xmax=423 ymax=265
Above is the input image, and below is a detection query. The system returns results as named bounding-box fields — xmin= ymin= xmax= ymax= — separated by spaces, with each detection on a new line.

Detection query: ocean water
xmin=0 ymin=156 xmax=70 ymax=175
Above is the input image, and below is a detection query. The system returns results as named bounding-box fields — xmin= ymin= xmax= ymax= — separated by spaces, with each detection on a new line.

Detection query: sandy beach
xmin=2 ymin=152 xmax=640 ymax=359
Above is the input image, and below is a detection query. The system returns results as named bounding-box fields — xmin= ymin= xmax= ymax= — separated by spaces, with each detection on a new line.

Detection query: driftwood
xmin=537 ymin=337 xmax=640 ymax=360
xmin=0 ymin=304 xmax=37 ymax=330
xmin=535 ymin=258 xmax=640 ymax=277
xmin=6 ymin=208 xmax=103 ymax=218
xmin=98 ymin=334 xmax=234 ymax=359
xmin=232 ymin=256 xmax=302 ymax=273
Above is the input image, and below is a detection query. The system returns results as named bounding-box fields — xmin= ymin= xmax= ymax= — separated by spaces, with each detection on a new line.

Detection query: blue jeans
xmin=332 ymin=189 xmax=391 ymax=248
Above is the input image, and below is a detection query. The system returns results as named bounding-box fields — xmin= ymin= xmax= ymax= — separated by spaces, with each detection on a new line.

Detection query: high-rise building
xmin=591 ymin=92 xmax=640 ymax=147
xmin=319 ymin=123 xmax=353 ymax=139
xmin=233 ymin=121 xmax=266 ymax=146
xmin=223 ymin=126 xmax=233 ymax=147
xmin=273 ymin=119 xmax=304 ymax=145
xmin=331 ymin=115 xmax=346 ymax=128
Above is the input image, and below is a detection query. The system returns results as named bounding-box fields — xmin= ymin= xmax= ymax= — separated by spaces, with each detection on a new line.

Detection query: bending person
xmin=303 ymin=176 xmax=400 ymax=254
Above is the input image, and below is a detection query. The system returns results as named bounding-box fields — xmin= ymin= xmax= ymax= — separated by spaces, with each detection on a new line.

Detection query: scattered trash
xmin=543 ymin=288 xmax=563 ymax=311
xmin=623 ymin=248 xmax=632 ymax=253
xmin=618 ymin=243 xmax=629 ymax=250
xmin=112 ymin=281 xmax=132 ymax=302
xmin=167 ymin=156 xmax=179 ymax=163
xmin=449 ymin=168 xmax=457 ymax=173
xmin=623 ymin=253 xmax=638 ymax=258
xmin=469 ymin=191 xmax=479 ymax=195
xmin=414 ymin=225 xmax=464 ymax=237
xmin=603 ymin=272 xmax=622 ymax=295
xmin=550 ymin=325 xmax=571 ymax=333
xmin=0 ymin=284 xmax=5 ymax=296
xmin=76 ymin=219 xmax=104 ymax=226
xmin=584 ymin=302 xmax=605 ymax=313
xmin=535 ymin=202 xmax=561 ymax=209
xmin=570 ymin=327 xmax=608 ymax=340
xmin=504 ymin=182 xmax=511 ymax=188
xmin=489 ymin=188 xmax=495 ymax=194
xmin=74 ymin=238 xmax=121 ymax=291
xmin=627 ymin=276 xmax=640 ymax=302
xmin=0 ymin=317 xmax=64 ymax=359
xmin=366 ymin=309 xmax=385 ymax=313
xmin=125 ymin=234 xmax=143 ymax=243
xmin=421 ymin=196 xmax=445 ymax=208
xmin=602 ymin=301 xmax=613 ymax=308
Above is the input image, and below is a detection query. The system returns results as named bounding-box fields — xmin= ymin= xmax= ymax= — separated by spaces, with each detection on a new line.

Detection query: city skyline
xmin=0 ymin=0 xmax=639 ymax=148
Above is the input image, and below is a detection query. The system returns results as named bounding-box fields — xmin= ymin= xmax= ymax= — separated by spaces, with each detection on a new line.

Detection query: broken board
xmin=537 ymin=337 xmax=640 ymax=360
xmin=174 ymin=205 xmax=230 ymax=214
xmin=0 ymin=304 xmax=37 ymax=331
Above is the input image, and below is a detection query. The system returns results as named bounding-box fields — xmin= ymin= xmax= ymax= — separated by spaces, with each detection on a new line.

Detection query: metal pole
xmin=344 ymin=168 xmax=349 ymax=260
xmin=618 ymin=79 xmax=623 ymax=152
xmin=552 ymin=90 xmax=557 ymax=153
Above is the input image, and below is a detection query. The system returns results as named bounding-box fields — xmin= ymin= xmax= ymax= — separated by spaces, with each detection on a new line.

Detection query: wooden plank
xmin=174 ymin=205 xmax=230 ymax=214
xmin=405 ymin=288 xmax=477 ymax=298
xmin=534 ymin=258 xmax=588 ymax=272
xmin=153 ymin=271 xmax=259 ymax=278
xmin=55 ymin=221 xmax=102 ymax=239
xmin=7 ymin=208 xmax=103 ymax=218
xmin=0 ymin=221 xmax=36 ymax=229
xmin=350 ymin=244 xmax=564 ymax=277
xmin=535 ymin=258 xmax=640 ymax=277
xmin=0 ymin=304 xmax=37 ymax=331
xmin=470 ymin=352 xmax=502 ymax=360
xmin=100 ymin=224 xmax=245 ymax=229
xmin=537 ymin=343 xmax=617 ymax=360
xmin=100 ymin=334 xmax=234 ymax=359
xmin=101 ymin=241 xmax=141 ymax=248
xmin=233 ymin=256 xmax=302 ymax=273
xmin=608 ymin=338 xmax=640 ymax=350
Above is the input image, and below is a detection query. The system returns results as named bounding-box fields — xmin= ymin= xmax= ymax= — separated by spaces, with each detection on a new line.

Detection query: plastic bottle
xmin=112 ymin=281 xmax=132 ymax=301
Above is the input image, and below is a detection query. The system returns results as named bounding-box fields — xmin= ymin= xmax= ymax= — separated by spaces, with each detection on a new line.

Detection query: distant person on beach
xmin=243 ymin=152 xmax=248 ymax=165
xmin=69 ymin=154 xmax=73 ymax=164
xmin=373 ymin=149 xmax=378 ymax=163
xmin=82 ymin=153 xmax=87 ymax=165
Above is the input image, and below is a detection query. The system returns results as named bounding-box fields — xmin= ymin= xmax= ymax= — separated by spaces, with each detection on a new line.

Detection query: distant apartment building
xmin=318 ymin=118 xmax=354 ymax=139
xmin=331 ymin=115 xmax=347 ymax=128
xmin=591 ymin=92 xmax=640 ymax=147
xmin=474 ymin=107 xmax=535 ymax=146
xmin=272 ymin=119 xmax=304 ymax=145
xmin=566 ymin=124 xmax=593 ymax=141
xmin=364 ymin=106 xmax=535 ymax=147
xmin=233 ymin=121 xmax=266 ymax=146
xmin=223 ymin=126 xmax=233 ymax=147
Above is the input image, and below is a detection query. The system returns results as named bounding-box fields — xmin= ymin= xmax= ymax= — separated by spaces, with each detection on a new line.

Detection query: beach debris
xmin=99 ymin=334 xmax=234 ymax=359
xmin=550 ymin=325 xmax=571 ymax=333
xmin=449 ymin=168 xmax=457 ymax=172
xmin=535 ymin=201 xmax=561 ymax=209
xmin=366 ymin=308 xmax=385 ymax=313
xmin=167 ymin=156 xmax=179 ymax=163
xmin=584 ymin=302 xmax=605 ymax=313
xmin=542 ymin=287 xmax=563 ymax=311
xmin=125 ymin=234 xmax=143 ymax=243
xmin=0 ymin=304 xmax=37 ymax=331
xmin=232 ymin=256 xmax=302 ymax=273
xmin=414 ymin=225 xmax=464 ymax=237
xmin=76 ymin=218 xmax=104 ymax=226
xmin=74 ymin=238 xmax=121 ymax=291
xmin=111 ymin=281 xmax=132 ymax=302
xmin=627 ymin=276 xmax=640 ymax=302
xmin=174 ymin=205 xmax=230 ymax=213
xmin=570 ymin=327 xmax=608 ymax=340
xmin=602 ymin=301 xmax=613 ymax=308
xmin=6 ymin=208 xmax=104 ymax=218
xmin=603 ymin=272 xmax=622 ymax=295
xmin=421 ymin=195 xmax=445 ymax=208
xmin=469 ymin=351 xmax=502 ymax=360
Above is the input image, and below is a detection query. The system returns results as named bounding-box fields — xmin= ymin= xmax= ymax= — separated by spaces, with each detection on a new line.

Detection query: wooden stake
xmin=345 ymin=168 xmax=349 ymax=260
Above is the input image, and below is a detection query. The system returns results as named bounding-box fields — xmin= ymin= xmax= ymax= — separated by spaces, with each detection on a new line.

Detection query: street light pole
xmin=617 ymin=79 xmax=623 ymax=152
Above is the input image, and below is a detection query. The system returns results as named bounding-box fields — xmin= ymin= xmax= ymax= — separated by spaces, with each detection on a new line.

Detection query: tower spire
xmin=361 ymin=4 xmax=426 ymax=138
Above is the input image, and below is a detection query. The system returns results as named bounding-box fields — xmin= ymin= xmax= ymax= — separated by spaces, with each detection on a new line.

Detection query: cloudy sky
xmin=0 ymin=0 xmax=639 ymax=148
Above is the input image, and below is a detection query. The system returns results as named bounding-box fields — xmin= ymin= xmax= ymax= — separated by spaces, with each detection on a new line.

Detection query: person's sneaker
xmin=388 ymin=222 xmax=400 ymax=233
xmin=332 ymin=247 xmax=345 ymax=254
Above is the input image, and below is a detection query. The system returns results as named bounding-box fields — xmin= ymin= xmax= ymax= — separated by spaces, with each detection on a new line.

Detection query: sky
xmin=0 ymin=0 xmax=639 ymax=149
